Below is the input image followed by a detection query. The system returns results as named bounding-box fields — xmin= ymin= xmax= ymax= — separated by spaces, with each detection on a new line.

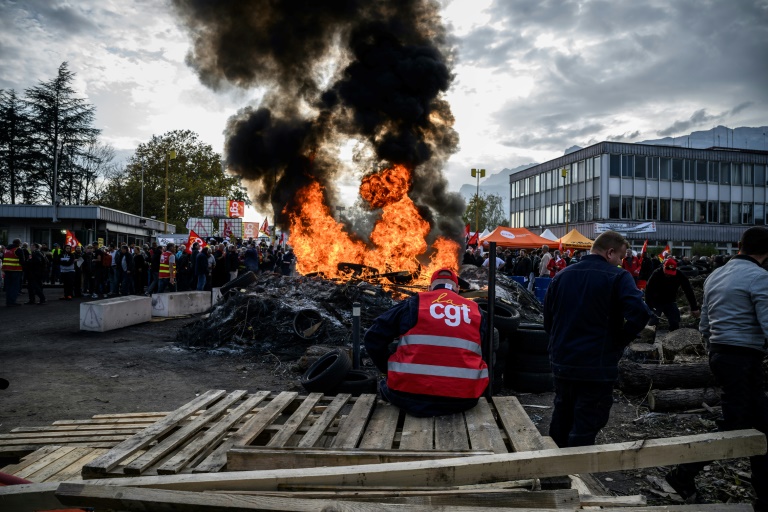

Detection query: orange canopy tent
xmin=559 ymin=228 xmax=594 ymax=250
xmin=479 ymin=226 xmax=555 ymax=249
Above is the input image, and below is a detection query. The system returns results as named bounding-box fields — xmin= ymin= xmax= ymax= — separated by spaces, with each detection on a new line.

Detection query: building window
xmin=593 ymin=198 xmax=600 ymax=219
xmin=732 ymin=203 xmax=742 ymax=224
xmin=696 ymin=201 xmax=706 ymax=223
xmin=683 ymin=200 xmax=695 ymax=222
xmin=621 ymin=155 xmax=634 ymax=177
xmin=732 ymin=164 xmax=742 ymax=185
xmin=720 ymin=163 xmax=731 ymax=185
xmin=744 ymin=164 xmax=753 ymax=185
xmin=635 ymin=156 xmax=646 ymax=179
xmin=684 ymin=160 xmax=694 ymax=182
xmin=672 ymin=158 xmax=683 ymax=181
xmin=633 ymin=197 xmax=645 ymax=219
xmin=696 ymin=160 xmax=707 ymax=182
xmin=593 ymin=156 xmax=601 ymax=178
xmin=621 ymin=197 xmax=632 ymax=218
xmin=672 ymin=200 xmax=683 ymax=222
xmin=577 ymin=201 xmax=585 ymax=221
xmin=743 ymin=203 xmax=753 ymax=223
xmin=756 ymin=204 xmax=766 ymax=225
xmin=707 ymin=201 xmax=718 ymax=223
xmin=660 ymin=199 xmax=671 ymax=221
xmin=755 ymin=165 xmax=766 ymax=187
xmin=586 ymin=158 xmax=593 ymax=180
xmin=659 ymin=158 xmax=670 ymax=180
xmin=610 ymin=154 xmax=621 ymax=177
xmin=719 ymin=202 xmax=730 ymax=224
xmin=708 ymin=162 xmax=720 ymax=183
xmin=609 ymin=196 xmax=620 ymax=218
xmin=646 ymin=198 xmax=658 ymax=220
xmin=586 ymin=199 xmax=593 ymax=221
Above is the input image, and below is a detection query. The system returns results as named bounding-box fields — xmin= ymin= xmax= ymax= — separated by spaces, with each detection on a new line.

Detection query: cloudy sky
xmin=2 ymin=0 xmax=767 ymax=214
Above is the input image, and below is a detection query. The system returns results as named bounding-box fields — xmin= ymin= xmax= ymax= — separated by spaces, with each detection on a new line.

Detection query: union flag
xmin=186 ymin=230 xmax=207 ymax=254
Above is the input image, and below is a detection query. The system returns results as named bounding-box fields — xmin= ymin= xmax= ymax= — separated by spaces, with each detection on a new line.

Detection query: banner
xmin=185 ymin=218 xmax=214 ymax=238
xmin=219 ymin=218 xmax=243 ymax=238
xmin=243 ymin=222 xmax=258 ymax=239
xmin=594 ymin=222 xmax=656 ymax=235
xmin=227 ymin=200 xmax=244 ymax=218
xmin=203 ymin=196 xmax=228 ymax=217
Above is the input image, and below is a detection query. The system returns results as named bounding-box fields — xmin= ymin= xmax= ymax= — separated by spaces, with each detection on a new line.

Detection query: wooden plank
xmin=193 ymin=391 xmax=298 ymax=473
xmin=26 ymin=447 xmax=95 ymax=483
xmin=296 ymin=394 xmax=351 ymax=448
xmin=123 ymin=390 xmax=248 ymax=475
xmin=580 ymin=494 xmax=646 ymax=506
xmin=82 ymin=390 xmax=226 ymax=477
xmin=54 ymin=483 xmax=545 ymax=512
xmin=266 ymin=393 xmax=323 ymax=448
xmin=0 ymin=442 xmax=119 ymax=458
xmin=434 ymin=413 xmax=469 ymax=451
xmin=399 ymin=414 xmax=434 ymax=450
xmin=0 ymin=445 xmax=63 ymax=475
xmin=330 ymin=394 xmax=376 ymax=449
xmin=493 ymin=396 xmax=549 ymax=452
xmin=91 ymin=411 xmax=171 ymax=419
xmin=44 ymin=448 xmax=109 ymax=482
xmin=14 ymin=447 xmax=78 ymax=480
xmin=358 ymin=402 xmax=400 ymax=449
xmin=0 ymin=428 xmax=144 ymax=439
xmin=227 ymin=448 xmax=493 ymax=471
xmin=463 ymin=398 xmax=507 ymax=454
xmin=53 ymin=417 xmax=161 ymax=425
xmin=3 ymin=430 xmax=764 ymax=512
xmin=157 ymin=391 xmax=270 ymax=475
xmin=10 ymin=425 xmax=146 ymax=433
xmin=0 ymin=434 xmax=132 ymax=446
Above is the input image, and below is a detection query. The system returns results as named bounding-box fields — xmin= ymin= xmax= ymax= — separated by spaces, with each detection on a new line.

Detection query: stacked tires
xmin=505 ymin=323 xmax=554 ymax=392
xmin=300 ymin=349 xmax=378 ymax=396
xmin=473 ymin=298 xmax=520 ymax=393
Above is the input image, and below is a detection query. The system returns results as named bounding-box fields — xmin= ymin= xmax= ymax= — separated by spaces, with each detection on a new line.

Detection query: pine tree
xmin=0 ymin=89 xmax=36 ymax=204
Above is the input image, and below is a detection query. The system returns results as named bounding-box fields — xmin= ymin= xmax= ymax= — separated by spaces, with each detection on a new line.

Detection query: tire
xmin=677 ymin=265 xmax=699 ymax=278
xmin=474 ymin=299 xmax=521 ymax=335
xmin=510 ymin=328 xmax=550 ymax=354
xmin=220 ymin=271 xmax=257 ymax=295
xmin=518 ymin=322 xmax=545 ymax=331
xmin=508 ymin=352 xmax=550 ymax=373
xmin=332 ymin=369 xmax=378 ymax=396
xmin=506 ymin=370 xmax=554 ymax=393
xmin=492 ymin=340 xmax=509 ymax=395
xmin=293 ymin=309 xmax=324 ymax=340
xmin=300 ymin=349 xmax=352 ymax=393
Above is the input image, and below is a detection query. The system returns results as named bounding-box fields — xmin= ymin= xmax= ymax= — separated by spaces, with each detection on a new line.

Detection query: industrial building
xmin=508 ymin=141 xmax=768 ymax=254
xmin=0 ymin=204 xmax=175 ymax=248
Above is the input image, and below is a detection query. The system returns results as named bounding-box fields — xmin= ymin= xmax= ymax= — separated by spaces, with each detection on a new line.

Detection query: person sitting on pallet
xmin=364 ymin=268 xmax=489 ymax=417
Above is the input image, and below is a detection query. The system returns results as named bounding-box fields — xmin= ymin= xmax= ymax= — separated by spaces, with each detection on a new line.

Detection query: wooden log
xmin=648 ymin=388 xmax=722 ymax=411
xmin=618 ymin=360 xmax=715 ymax=393
xmin=3 ymin=429 xmax=763 ymax=511
xmin=624 ymin=342 xmax=664 ymax=363
xmin=659 ymin=328 xmax=705 ymax=356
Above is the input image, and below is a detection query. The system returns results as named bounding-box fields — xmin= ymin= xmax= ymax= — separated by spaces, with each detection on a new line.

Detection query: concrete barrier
xmin=80 ymin=296 xmax=153 ymax=332
xmin=151 ymin=291 xmax=212 ymax=317
xmin=212 ymin=287 xmax=222 ymax=303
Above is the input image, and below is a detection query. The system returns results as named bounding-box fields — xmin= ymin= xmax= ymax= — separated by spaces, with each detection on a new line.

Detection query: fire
xmin=287 ymin=163 xmax=459 ymax=284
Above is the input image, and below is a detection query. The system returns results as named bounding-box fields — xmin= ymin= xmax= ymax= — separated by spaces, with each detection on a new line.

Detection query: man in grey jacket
xmin=665 ymin=226 xmax=768 ymax=510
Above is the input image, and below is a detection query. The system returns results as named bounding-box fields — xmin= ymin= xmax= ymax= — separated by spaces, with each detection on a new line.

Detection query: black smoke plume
xmin=172 ymin=0 xmax=464 ymax=240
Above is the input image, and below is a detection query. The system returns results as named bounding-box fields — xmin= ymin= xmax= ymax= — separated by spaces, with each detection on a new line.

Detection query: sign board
xmin=97 ymin=237 xmax=104 ymax=248
xmin=156 ymin=236 xmax=188 ymax=246
xmin=186 ymin=218 xmax=214 ymax=238
xmin=203 ymin=196 xmax=228 ymax=217
xmin=594 ymin=222 xmax=657 ymax=235
xmin=219 ymin=218 xmax=243 ymax=238
xmin=227 ymin=200 xmax=244 ymax=218
xmin=243 ymin=222 xmax=258 ymax=239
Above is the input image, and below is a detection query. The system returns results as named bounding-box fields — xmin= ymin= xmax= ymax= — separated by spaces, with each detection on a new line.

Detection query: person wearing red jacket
xmin=547 ymin=250 xmax=567 ymax=277
xmin=364 ymin=268 xmax=489 ymax=417
xmin=622 ymin=248 xmax=641 ymax=284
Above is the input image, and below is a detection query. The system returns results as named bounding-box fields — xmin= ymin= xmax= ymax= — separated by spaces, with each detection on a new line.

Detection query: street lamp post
xmin=470 ymin=168 xmax=485 ymax=236
xmin=561 ymin=167 xmax=569 ymax=233
xmin=164 ymin=150 xmax=177 ymax=235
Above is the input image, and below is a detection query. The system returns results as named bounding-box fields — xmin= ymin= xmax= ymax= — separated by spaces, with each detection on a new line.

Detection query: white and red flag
xmin=186 ymin=230 xmax=207 ymax=254
xmin=65 ymin=230 xmax=80 ymax=248
xmin=260 ymin=218 xmax=270 ymax=236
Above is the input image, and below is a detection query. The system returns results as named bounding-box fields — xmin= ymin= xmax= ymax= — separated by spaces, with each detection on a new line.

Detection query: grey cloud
xmin=657 ymin=109 xmax=723 ymax=136
xmin=731 ymin=102 xmax=754 ymax=115
xmin=608 ymin=130 xmax=641 ymax=142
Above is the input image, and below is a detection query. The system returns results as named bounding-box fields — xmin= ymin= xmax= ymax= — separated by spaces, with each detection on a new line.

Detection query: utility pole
xmin=52 ymin=141 xmax=63 ymax=223
xmin=140 ymin=165 xmax=145 ymax=218
xmin=561 ymin=167 xmax=569 ymax=232
xmin=470 ymin=168 xmax=485 ymax=236
xmin=164 ymin=150 xmax=177 ymax=235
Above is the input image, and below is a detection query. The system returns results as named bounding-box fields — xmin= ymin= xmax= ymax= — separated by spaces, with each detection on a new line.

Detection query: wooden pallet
xmin=2 ymin=390 xmax=553 ymax=481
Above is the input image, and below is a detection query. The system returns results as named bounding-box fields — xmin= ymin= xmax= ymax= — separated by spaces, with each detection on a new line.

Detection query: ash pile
xmin=459 ymin=265 xmax=544 ymax=324
xmin=176 ymin=273 xmax=399 ymax=360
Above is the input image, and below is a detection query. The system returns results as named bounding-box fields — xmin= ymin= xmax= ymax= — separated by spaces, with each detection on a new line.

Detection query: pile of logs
xmin=619 ymin=328 xmax=721 ymax=412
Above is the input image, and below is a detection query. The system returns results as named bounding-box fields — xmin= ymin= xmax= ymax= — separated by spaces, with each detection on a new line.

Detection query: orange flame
xmin=287 ymin=163 xmax=459 ymax=283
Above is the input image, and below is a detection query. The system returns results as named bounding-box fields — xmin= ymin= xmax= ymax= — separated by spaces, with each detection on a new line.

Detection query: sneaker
xmin=665 ymin=468 xmax=698 ymax=502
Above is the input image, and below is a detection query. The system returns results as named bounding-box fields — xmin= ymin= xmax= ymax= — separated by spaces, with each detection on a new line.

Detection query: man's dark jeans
xmin=648 ymin=302 xmax=681 ymax=331
xmin=672 ymin=350 xmax=768 ymax=501
xmin=378 ymin=379 xmax=479 ymax=418
xmin=549 ymin=378 xmax=615 ymax=448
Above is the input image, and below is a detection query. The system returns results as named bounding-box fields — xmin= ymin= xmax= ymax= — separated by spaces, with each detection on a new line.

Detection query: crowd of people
xmin=0 ymin=237 xmax=297 ymax=305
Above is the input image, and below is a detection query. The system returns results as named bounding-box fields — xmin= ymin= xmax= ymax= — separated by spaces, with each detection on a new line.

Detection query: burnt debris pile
xmin=176 ymin=273 xmax=398 ymax=357
xmin=459 ymin=265 xmax=544 ymax=324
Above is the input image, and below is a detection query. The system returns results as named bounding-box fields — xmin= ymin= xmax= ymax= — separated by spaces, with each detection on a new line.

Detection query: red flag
xmin=65 ymin=230 xmax=80 ymax=248
xmin=260 ymin=218 xmax=270 ymax=236
xmin=641 ymin=239 xmax=648 ymax=255
xmin=467 ymin=232 xmax=478 ymax=246
xmin=558 ymin=239 xmax=563 ymax=252
xmin=186 ymin=230 xmax=207 ymax=254
xmin=464 ymin=223 xmax=470 ymax=241
xmin=221 ymin=220 xmax=233 ymax=239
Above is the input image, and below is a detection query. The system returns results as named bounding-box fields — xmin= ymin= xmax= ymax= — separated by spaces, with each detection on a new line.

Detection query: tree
xmin=99 ymin=130 xmax=249 ymax=233
xmin=0 ymin=89 xmax=36 ymax=204
xmin=25 ymin=62 xmax=100 ymax=204
xmin=462 ymin=193 xmax=508 ymax=231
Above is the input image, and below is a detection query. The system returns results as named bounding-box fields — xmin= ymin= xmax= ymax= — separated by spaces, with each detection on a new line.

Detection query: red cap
xmin=663 ymin=259 xmax=678 ymax=275
xmin=430 ymin=267 xmax=459 ymax=287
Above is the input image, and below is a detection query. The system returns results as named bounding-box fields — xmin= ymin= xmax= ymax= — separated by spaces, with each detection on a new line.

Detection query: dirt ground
xmin=0 ymin=283 xmax=758 ymax=508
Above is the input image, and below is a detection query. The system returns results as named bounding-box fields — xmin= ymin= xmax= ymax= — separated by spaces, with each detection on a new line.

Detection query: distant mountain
xmin=639 ymin=125 xmax=768 ymax=151
xmin=458 ymin=163 xmax=536 ymax=216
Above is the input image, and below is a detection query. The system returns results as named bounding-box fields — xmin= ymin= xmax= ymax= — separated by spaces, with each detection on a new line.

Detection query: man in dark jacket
xmin=25 ymin=243 xmax=47 ymax=305
xmin=645 ymin=259 xmax=700 ymax=331
xmin=119 ymin=245 xmax=135 ymax=295
xmin=195 ymin=247 xmax=209 ymax=291
xmin=513 ymin=249 xmax=533 ymax=282
xmin=544 ymin=230 xmax=650 ymax=448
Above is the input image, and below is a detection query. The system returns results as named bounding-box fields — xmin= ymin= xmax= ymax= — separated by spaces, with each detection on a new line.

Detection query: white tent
xmin=540 ymin=228 xmax=559 ymax=241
